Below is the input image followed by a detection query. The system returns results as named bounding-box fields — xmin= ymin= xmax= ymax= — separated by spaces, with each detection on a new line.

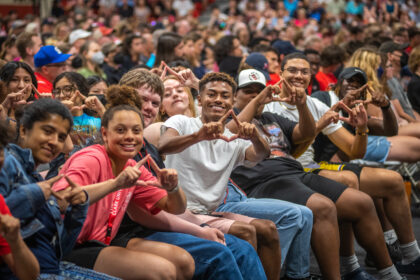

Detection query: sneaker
xmin=342 ymin=267 xmax=376 ymax=280
xmin=396 ymin=256 xmax=420 ymax=274
xmin=365 ymin=241 xmax=402 ymax=267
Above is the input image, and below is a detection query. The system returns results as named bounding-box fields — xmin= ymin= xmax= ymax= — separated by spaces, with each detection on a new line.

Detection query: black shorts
xmin=245 ymin=171 xmax=348 ymax=206
xmin=305 ymin=161 xmax=363 ymax=181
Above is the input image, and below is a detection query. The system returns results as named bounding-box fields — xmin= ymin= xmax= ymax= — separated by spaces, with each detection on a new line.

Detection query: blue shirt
xmin=73 ymin=113 xmax=101 ymax=137
xmin=0 ymin=144 xmax=88 ymax=276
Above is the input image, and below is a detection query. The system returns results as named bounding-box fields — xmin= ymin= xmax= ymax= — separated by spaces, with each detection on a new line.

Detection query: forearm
xmin=349 ymin=134 xmax=367 ymax=159
xmin=380 ymin=106 xmax=398 ymax=136
xmin=226 ymin=99 xmax=259 ymax=132
xmin=82 ymin=179 xmax=118 ymax=204
xmin=9 ymin=237 xmax=40 ymax=280
xmin=161 ymin=187 xmax=187 ymax=214
xmin=296 ymin=104 xmax=316 ymax=143
xmin=159 ymin=133 xmax=200 ymax=155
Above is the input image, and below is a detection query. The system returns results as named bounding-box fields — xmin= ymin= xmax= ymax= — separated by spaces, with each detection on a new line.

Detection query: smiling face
xmin=199 ymin=81 xmax=233 ymax=123
xmin=8 ymin=67 xmax=33 ymax=99
xmin=136 ymin=85 xmax=161 ymax=128
xmin=280 ymin=58 xmax=311 ymax=90
xmin=163 ymin=78 xmax=190 ymax=117
xmin=19 ymin=114 xmax=70 ymax=166
xmin=102 ymin=110 xmax=144 ymax=161
xmin=338 ymin=76 xmax=366 ymax=100
xmin=89 ymin=81 xmax=108 ymax=96
xmin=234 ymin=83 xmax=265 ymax=114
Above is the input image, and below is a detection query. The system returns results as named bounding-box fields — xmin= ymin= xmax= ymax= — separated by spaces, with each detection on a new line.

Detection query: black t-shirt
xmin=230 ymin=110 xmax=303 ymax=192
xmin=407 ymin=74 xmax=420 ymax=114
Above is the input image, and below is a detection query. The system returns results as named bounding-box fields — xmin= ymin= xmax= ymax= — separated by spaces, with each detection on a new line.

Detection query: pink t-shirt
xmin=53 ymin=144 xmax=167 ymax=244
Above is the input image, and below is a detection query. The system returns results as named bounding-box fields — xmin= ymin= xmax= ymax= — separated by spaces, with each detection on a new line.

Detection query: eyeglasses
xmin=285 ymin=67 xmax=311 ymax=76
xmin=52 ymin=85 xmax=75 ymax=97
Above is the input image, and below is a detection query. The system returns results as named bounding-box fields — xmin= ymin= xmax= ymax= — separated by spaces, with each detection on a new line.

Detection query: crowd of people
xmin=1 ymin=0 xmax=420 ymax=279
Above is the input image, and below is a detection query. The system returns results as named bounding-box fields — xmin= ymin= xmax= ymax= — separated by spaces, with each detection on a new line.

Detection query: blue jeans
xmin=145 ymin=232 xmax=267 ymax=280
xmin=38 ymin=262 xmax=120 ymax=279
xmin=216 ymin=181 xmax=313 ymax=279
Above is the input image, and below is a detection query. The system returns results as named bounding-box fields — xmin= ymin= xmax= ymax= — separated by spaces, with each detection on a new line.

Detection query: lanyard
xmin=104 ymin=189 xmax=123 ymax=245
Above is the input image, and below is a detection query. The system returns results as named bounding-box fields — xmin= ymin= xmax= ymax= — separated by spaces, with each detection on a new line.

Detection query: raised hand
xmin=1 ymin=84 xmax=30 ymax=110
xmin=227 ymin=111 xmax=259 ymax=141
xmin=61 ymin=176 xmax=88 ymax=205
xmin=341 ymin=84 xmax=368 ymax=107
xmin=282 ymin=79 xmax=306 ymax=106
xmin=148 ymin=157 xmax=178 ymax=192
xmin=83 ymin=96 xmax=106 ymax=117
xmin=0 ymin=213 xmax=21 ymax=244
xmin=254 ymin=83 xmax=285 ymax=106
xmin=114 ymin=155 xmax=160 ymax=189
xmin=318 ymin=101 xmax=353 ymax=131
xmin=340 ymin=102 xmax=368 ymax=129
xmin=161 ymin=62 xmax=200 ymax=90
xmin=366 ymin=85 xmax=389 ymax=108
xmin=37 ymin=175 xmax=65 ymax=201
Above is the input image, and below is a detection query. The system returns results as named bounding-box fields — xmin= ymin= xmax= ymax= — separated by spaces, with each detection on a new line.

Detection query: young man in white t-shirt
xmin=159 ymin=72 xmax=299 ymax=280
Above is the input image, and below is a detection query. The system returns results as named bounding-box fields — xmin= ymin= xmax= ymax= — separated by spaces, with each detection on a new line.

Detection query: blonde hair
xmin=347 ymin=46 xmax=383 ymax=93
xmin=157 ymin=75 xmax=196 ymax=122
xmin=409 ymin=46 xmax=420 ymax=74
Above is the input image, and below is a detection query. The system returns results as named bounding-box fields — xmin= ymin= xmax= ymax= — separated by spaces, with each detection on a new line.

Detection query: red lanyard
xmin=104 ymin=189 xmax=123 ymax=245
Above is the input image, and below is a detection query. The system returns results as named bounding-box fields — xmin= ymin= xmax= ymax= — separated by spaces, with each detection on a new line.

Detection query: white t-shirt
xmin=263 ymin=95 xmax=342 ymax=166
xmin=163 ymin=115 xmax=253 ymax=214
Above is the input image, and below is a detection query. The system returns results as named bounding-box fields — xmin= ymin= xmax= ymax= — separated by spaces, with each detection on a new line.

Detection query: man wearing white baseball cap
xmin=69 ymin=29 xmax=92 ymax=53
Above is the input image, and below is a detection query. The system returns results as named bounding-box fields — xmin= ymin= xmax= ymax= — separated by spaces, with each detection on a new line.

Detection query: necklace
xmin=279 ymin=101 xmax=297 ymax=111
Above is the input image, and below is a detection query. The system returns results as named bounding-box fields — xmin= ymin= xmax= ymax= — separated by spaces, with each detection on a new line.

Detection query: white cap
xmin=237 ymin=69 xmax=266 ymax=89
xmin=69 ymin=29 xmax=91 ymax=45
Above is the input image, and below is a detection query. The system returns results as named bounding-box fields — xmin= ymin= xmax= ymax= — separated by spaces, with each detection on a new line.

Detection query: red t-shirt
xmin=267 ymin=73 xmax=281 ymax=86
xmin=0 ymin=195 xmax=12 ymax=257
xmin=315 ymin=71 xmax=337 ymax=91
xmin=54 ymin=144 xmax=167 ymax=244
xmin=35 ymin=72 xmax=53 ymax=94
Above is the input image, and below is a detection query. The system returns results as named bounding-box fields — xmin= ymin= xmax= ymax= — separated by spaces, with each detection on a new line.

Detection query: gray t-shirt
xmin=163 ymin=115 xmax=253 ymax=214
xmin=388 ymin=77 xmax=415 ymax=119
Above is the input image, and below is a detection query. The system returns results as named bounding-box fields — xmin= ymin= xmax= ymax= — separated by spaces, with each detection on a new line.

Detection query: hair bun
xmin=105 ymin=85 xmax=142 ymax=110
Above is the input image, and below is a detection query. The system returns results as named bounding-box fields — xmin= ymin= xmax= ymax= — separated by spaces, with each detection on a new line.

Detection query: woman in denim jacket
xmin=0 ymin=99 xmax=116 ymax=279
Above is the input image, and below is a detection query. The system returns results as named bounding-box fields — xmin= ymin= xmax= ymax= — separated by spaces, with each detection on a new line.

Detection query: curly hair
xmin=199 ymin=72 xmax=237 ymax=94
xmin=214 ymin=35 xmax=237 ymax=64
xmin=106 ymin=85 xmax=143 ymax=110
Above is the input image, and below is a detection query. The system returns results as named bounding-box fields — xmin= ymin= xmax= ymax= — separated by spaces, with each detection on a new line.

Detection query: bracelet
xmin=356 ymin=128 xmax=369 ymax=136
xmin=167 ymin=185 xmax=179 ymax=193
xmin=381 ymin=102 xmax=391 ymax=110
xmin=200 ymin=223 xmax=210 ymax=228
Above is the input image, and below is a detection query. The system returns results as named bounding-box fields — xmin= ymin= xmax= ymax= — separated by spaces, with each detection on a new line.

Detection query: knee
xmin=152 ymin=261 xmax=177 ymax=280
xmin=307 ymin=195 xmax=337 ymax=222
xmin=353 ymin=191 xmax=376 ymax=216
xmin=383 ymin=170 xmax=405 ymax=196
xmin=251 ymin=219 xmax=280 ymax=246
xmin=340 ymin=171 xmax=359 ymax=190
xmin=230 ymin=222 xmax=257 ymax=244
xmin=174 ymin=247 xmax=195 ymax=280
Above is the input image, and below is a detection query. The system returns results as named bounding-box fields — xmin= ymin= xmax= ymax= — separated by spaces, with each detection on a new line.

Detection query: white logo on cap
xmin=54 ymin=46 xmax=62 ymax=54
xmin=249 ymin=72 xmax=260 ymax=81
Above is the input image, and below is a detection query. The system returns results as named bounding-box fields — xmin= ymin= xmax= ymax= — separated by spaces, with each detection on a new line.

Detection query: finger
xmin=46 ymin=174 xmax=64 ymax=186
xmin=218 ymin=109 xmax=233 ymax=124
xmin=274 ymin=77 xmax=282 ymax=87
xmin=230 ymin=110 xmax=241 ymax=126
xmin=160 ymin=66 xmax=168 ymax=80
xmin=278 ymin=96 xmax=292 ymax=103
xmin=31 ymin=83 xmax=41 ymax=96
xmin=136 ymin=180 xmax=161 ymax=187
xmin=218 ymin=135 xmax=231 ymax=142
xmin=216 ymin=230 xmax=225 ymax=243
xmin=165 ymin=64 xmax=182 ymax=78
xmin=337 ymin=101 xmax=353 ymax=114
xmin=77 ymin=91 xmax=86 ymax=101
xmin=148 ymin=157 xmax=162 ymax=176
xmin=64 ymin=176 xmax=78 ymax=189
xmin=339 ymin=116 xmax=352 ymax=124
xmin=51 ymin=189 xmax=65 ymax=200
xmin=282 ymin=79 xmax=294 ymax=93
xmin=134 ymin=154 xmax=150 ymax=169
xmin=356 ymin=84 xmax=368 ymax=93
xmin=227 ymin=135 xmax=239 ymax=142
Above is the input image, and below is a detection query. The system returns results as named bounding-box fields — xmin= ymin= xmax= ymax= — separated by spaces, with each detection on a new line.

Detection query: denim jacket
xmin=0 ymin=144 xmax=89 ymax=259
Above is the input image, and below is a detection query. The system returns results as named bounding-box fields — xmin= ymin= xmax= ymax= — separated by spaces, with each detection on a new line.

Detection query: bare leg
xmin=126 ymin=238 xmax=195 ymax=280
xmin=318 ymin=170 xmax=359 ymax=257
xmin=360 ymin=168 xmax=415 ymax=244
xmin=373 ymin=199 xmax=394 ymax=232
xmin=399 ymin=123 xmax=420 ymax=139
xmin=387 ymin=136 xmax=420 ymax=162
xmin=228 ymin=221 xmax=258 ymax=250
xmin=306 ymin=193 xmax=341 ymax=280
xmin=94 ymin=246 xmax=177 ymax=280
xmin=335 ymin=188 xmax=392 ymax=269
xmin=250 ymin=219 xmax=282 ymax=280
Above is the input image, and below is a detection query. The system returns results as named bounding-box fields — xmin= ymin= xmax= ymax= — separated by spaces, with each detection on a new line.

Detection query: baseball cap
xmin=237 ymin=69 xmax=266 ymax=89
xmin=245 ymin=53 xmax=270 ymax=81
xmin=379 ymin=41 xmax=409 ymax=53
xmin=272 ymin=40 xmax=298 ymax=56
xmin=34 ymin=45 xmax=71 ymax=68
xmin=69 ymin=29 xmax=91 ymax=45
xmin=338 ymin=67 xmax=367 ymax=84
